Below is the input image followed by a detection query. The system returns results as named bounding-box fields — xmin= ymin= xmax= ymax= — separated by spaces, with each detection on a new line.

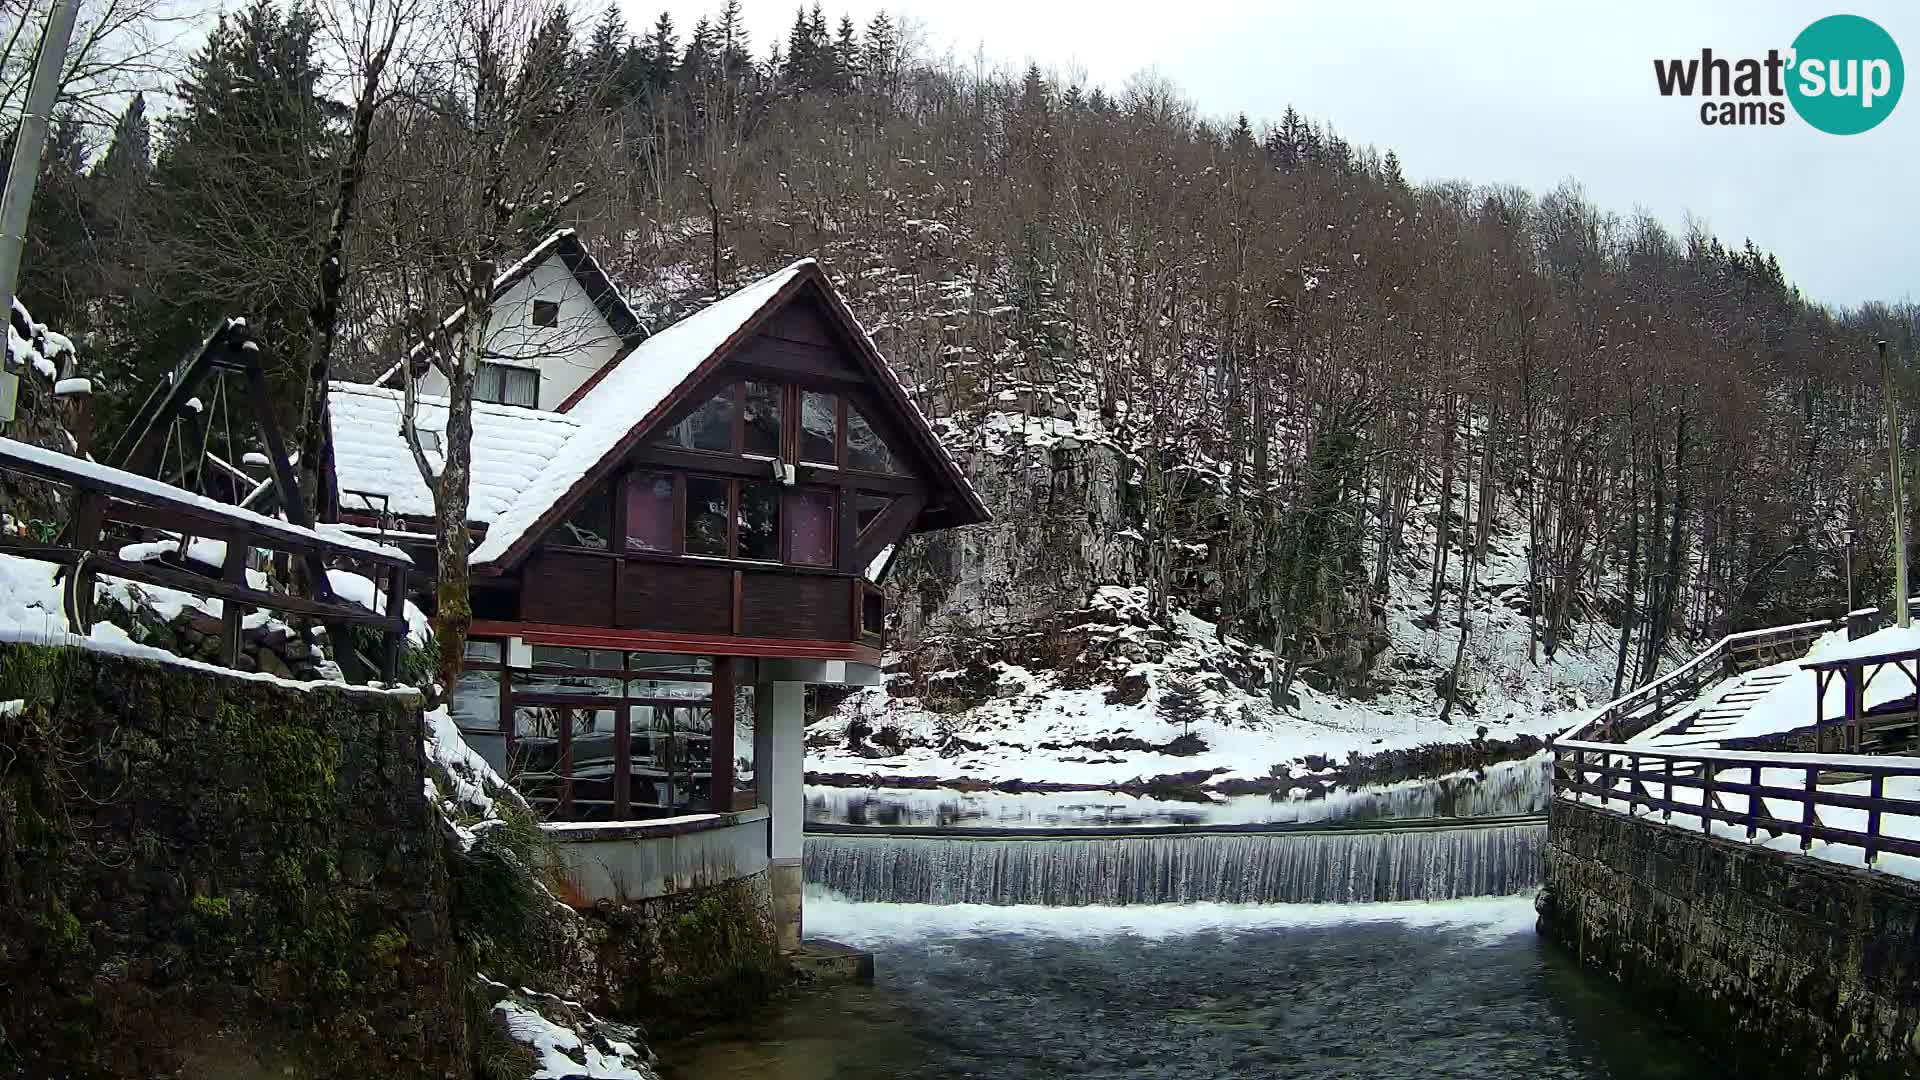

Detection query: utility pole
xmin=0 ymin=0 xmax=81 ymax=411
xmin=1880 ymin=339 xmax=1909 ymax=628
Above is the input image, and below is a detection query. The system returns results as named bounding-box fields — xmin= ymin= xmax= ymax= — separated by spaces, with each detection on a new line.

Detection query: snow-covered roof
xmin=1804 ymin=623 xmax=1920 ymax=667
xmin=339 ymin=254 xmax=990 ymax=568
xmin=467 ymin=260 xmax=815 ymax=565
xmin=328 ymin=382 xmax=579 ymax=523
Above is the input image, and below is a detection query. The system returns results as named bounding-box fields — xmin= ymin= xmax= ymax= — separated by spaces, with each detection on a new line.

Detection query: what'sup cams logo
xmin=1654 ymin=14 xmax=1903 ymax=134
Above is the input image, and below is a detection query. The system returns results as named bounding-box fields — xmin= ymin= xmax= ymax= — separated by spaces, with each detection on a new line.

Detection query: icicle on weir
xmin=804 ymin=819 xmax=1546 ymax=906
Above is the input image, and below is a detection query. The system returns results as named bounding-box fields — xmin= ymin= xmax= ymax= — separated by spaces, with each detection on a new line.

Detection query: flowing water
xmin=660 ymin=894 xmax=1713 ymax=1079
xmin=805 ymin=821 xmax=1544 ymax=904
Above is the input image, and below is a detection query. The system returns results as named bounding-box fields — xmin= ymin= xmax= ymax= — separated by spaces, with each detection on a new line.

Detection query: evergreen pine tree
xmin=127 ymin=0 xmax=332 ymax=431
xmin=717 ymin=0 xmax=751 ymax=75
xmin=862 ymin=11 xmax=895 ymax=98
xmin=14 ymin=115 xmax=95 ymax=334
xmin=1157 ymin=674 xmax=1207 ymax=739
xmin=782 ymin=7 xmax=815 ymax=89
xmin=584 ymin=6 xmax=627 ymax=100
xmin=644 ymin=12 xmax=678 ymax=93
xmin=833 ymin=15 xmax=860 ymax=93
xmin=681 ymin=17 xmax=718 ymax=86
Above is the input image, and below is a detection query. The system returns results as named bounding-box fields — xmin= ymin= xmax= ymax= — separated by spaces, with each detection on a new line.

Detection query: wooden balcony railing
xmin=0 ymin=436 xmax=412 ymax=682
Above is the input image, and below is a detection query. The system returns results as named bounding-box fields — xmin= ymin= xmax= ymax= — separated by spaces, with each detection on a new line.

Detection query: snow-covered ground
xmin=812 ymin=539 xmax=1621 ymax=791
xmin=809 ymin=437 xmax=1650 ymax=789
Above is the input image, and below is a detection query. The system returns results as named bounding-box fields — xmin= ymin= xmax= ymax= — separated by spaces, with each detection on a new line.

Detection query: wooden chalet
xmin=326 ymin=234 xmax=988 ymax=830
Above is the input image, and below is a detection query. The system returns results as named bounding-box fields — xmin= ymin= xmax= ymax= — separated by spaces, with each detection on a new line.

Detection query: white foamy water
xmin=805 ymin=889 xmax=1540 ymax=947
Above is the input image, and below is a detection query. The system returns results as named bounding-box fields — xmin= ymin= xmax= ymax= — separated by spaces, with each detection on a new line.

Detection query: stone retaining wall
xmin=1542 ymin=798 xmax=1920 ymax=1080
xmin=0 ymin=641 xmax=465 ymax=1079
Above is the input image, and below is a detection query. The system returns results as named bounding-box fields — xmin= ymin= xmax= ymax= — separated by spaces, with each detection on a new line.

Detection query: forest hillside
xmin=13 ymin=0 xmax=1920 ymax=781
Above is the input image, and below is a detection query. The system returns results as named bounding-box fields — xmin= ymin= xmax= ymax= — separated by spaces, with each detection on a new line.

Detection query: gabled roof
xmin=376 ymin=228 xmax=643 ymax=386
xmin=329 ymin=382 xmax=578 ymax=523
xmin=467 ymin=258 xmax=990 ymax=570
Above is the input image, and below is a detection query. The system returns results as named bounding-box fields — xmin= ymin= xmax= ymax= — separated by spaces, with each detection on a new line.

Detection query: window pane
xmin=744 ymin=381 xmax=782 ymax=456
xmin=451 ymin=669 xmax=499 ymax=729
xmin=532 ymin=299 xmax=560 ymax=327
xmin=629 ymin=679 xmax=711 ymax=700
xmin=503 ymin=367 xmax=539 ymax=407
xmin=847 ymin=407 xmax=901 ymax=474
xmin=663 ymin=386 xmax=735 ymax=452
xmin=475 ymin=363 xmax=504 ymax=404
xmin=800 ymin=391 xmax=837 ymax=463
xmin=513 ymin=668 xmax=624 ymax=696
xmin=628 ymin=653 xmax=713 ymax=675
xmin=738 ymin=481 xmax=781 ymax=561
xmin=855 ymin=493 xmax=892 ymax=535
xmin=626 ymin=471 xmax=674 ymax=552
xmin=789 ymin=489 xmax=835 ymax=566
xmin=555 ymin=483 xmax=612 ymax=549
xmin=686 ymin=476 xmax=730 ymax=556
xmin=464 ymin=638 xmax=502 ymax=664
xmin=732 ymin=682 xmax=756 ymax=795
xmin=630 ymin=703 xmax=713 ymax=812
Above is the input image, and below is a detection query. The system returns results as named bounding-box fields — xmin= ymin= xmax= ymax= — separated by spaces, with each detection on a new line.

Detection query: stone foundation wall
xmin=536 ymin=871 xmax=783 ymax=1041
xmin=0 ymin=642 xmax=465 ymax=1079
xmin=1541 ymin=798 xmax=1920 ymax=1080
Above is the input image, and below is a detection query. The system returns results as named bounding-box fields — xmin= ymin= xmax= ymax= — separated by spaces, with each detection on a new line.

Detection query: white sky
xmin=630 ymin=0 xmax=1919 ymax=309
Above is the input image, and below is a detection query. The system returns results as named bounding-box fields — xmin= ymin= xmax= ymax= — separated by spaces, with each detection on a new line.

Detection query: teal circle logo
xmin=1787 ymin=15 xmax=1903 ymax=134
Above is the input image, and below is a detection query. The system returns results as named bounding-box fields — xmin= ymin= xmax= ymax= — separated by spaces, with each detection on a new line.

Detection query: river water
xmin=660 ymin=893 xmax=1712 ymax=1079
xmin=804 ymin=755 xmax=1552 ymax=830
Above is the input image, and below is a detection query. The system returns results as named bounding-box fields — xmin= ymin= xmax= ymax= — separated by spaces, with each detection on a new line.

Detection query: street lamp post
xmin=1841 ymin=526 xmax=1858 ymax=637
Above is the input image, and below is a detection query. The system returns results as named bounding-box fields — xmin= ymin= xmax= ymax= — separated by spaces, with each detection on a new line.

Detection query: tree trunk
xmin=1439 ymin=424 xmax=1478 ymax=726
xmin=1611 ymin=444 xmax=1640 ymax=700
xmin=296 ymin=50 xmax=390 ymax=524
xmin=433 ymin=256 xmax=490 ymax=688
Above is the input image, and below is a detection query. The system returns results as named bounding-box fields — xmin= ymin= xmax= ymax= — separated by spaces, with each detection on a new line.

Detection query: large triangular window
xmin=661 ymin=385 xmax=736 ymax=452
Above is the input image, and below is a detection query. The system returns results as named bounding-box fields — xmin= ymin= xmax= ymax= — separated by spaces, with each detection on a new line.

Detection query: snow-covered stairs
xmin=1668 ymin=670 xmax=1797 ymax=738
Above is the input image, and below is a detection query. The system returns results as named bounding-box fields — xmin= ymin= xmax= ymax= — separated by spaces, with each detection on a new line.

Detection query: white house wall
xmin=417 ymin=254 xmax=626 ymax=410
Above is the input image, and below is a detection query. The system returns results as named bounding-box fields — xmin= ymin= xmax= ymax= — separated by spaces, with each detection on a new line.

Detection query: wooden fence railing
xmin=1553 ymin=739 xmax=1920 ymax=866
xmin=1558 ymin=605 xmax=1909 ymax=745
xmin=0 ymin=436 xmax=412 ymax=682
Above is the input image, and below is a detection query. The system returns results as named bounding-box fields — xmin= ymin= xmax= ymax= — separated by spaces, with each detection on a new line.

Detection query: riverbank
xmin=806 ymin=733 xmax=1549 ymax=802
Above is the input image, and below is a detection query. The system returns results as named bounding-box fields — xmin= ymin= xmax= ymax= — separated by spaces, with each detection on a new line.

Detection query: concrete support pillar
xmin=757 ymin=680 xmax=805 ymax=951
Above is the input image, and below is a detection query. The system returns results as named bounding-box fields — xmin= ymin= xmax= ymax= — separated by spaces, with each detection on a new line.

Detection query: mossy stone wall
xmin=1542 ymin=799 xmax=1920 ymax=1080
xmin=0 ymin=642 xmax=465 ymax=1079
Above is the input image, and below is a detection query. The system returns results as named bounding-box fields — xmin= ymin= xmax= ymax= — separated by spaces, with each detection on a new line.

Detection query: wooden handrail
xmin=0 ymin=436 xmax=411 ymax=682
xmin=1557 ymin=603 xmax=1920 ymax=746
xmin=1553 ymin=740 xmax=1920 ymax=865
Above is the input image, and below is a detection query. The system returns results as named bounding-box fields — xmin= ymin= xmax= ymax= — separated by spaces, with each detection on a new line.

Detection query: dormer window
xmin=531 ymin=299 xmax=560 ymax=328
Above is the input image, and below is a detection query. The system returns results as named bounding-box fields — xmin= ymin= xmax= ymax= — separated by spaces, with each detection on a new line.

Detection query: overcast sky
xmin=631 ymin=0 xmax=1917 ymax=309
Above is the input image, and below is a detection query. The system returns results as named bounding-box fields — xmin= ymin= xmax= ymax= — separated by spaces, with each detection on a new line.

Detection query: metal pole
xmin=0 ymin=0 xmax=81 ymax=351
xmin=1880 ymin=339 xmax=1909 ymax=628
xmin=1844 ymin=531 xmax=1856 ymax=614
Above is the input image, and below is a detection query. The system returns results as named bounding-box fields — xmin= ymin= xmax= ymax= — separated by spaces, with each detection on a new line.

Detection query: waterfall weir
xmin=804 ymin=817 xmax=1545 ymax=906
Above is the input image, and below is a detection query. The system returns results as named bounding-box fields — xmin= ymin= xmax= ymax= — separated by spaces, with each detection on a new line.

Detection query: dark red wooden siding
xmin=620 ymin=560 xmax=733 ymax=634
xmin=739 ymin=570 xmax=853 ymax=639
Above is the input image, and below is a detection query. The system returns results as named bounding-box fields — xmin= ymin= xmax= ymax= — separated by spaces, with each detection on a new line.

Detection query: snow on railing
xmin=0 ymin=436 xmax=412 ymax=682
xmin=1553 ymin=739 xmax=1920 ymax=870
